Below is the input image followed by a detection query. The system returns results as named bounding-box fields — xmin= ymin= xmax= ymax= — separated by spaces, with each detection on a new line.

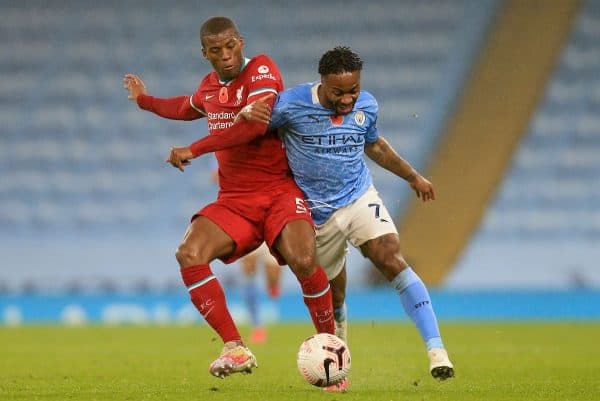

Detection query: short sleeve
xmin=268 ymin=94 xmax=288 ymax=129
xmin=245 ymin=54 xmax=283 ymax=102
xmin=362 ymin=93 xmax=379 ymax=144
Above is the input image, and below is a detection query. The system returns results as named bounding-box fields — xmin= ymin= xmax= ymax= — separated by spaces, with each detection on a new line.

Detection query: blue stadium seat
xmin=449 ymin=0 xmax=600 ymax=289
xmin=0 ymin=0 xmax=498 ymax=292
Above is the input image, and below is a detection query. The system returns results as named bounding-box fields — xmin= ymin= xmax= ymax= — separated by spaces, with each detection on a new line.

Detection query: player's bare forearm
xmin=364 ymin=137 xmax=417 ymax=181
xmin=365 ymin=137 xmax=436 ymax=202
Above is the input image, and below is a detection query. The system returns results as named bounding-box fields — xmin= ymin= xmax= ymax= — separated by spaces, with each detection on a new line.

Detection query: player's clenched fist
xmin=165 ymin=146 xmax=193 ymax=172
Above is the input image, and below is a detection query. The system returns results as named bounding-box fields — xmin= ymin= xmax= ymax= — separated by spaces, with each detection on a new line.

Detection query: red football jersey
xmin=190 ymin=54 xmax=291 ymax=192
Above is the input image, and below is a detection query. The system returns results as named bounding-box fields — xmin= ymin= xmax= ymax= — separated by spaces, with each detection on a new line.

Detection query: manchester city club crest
xmin=354 ymin=110 xmax=365 ymax=126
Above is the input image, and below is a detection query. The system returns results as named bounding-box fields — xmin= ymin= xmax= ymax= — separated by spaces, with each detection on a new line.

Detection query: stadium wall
xmin=398 ymin=0 xmax=583 ymax=285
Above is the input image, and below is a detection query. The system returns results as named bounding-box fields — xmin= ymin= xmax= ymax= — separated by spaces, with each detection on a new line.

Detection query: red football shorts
xmin=194 ymin=180 xmax=313 ymax=265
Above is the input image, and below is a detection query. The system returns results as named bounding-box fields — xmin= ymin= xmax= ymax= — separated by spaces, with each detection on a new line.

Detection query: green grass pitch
xmin=1 ymin=322 xmax=599 ymax=400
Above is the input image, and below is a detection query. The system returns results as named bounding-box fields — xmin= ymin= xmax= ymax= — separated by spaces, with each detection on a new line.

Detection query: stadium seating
xmin=449 ymin=0 xmax=600 ymax=289
xmin=0 ymin=0 xmax=498 ymax=292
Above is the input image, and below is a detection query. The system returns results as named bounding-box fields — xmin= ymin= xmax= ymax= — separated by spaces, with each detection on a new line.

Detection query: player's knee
xmin=175 ymin=242 xmax=203 ymax=267
xmin=287 ymin=254 xmax=316 ymax=278
xmin=373 ymin=252 xmax=409 ymax=281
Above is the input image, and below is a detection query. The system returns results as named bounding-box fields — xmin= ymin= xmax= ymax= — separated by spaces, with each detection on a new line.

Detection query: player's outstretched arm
xmin=123 ymin=73 xmax=203 ymax=121
xmin=365 ymin=136 xmax=435 ymax=202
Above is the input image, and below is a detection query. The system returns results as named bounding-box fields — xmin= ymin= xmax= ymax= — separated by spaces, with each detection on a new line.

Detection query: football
xmin=296 ymin=333 xmax=351 ymax=387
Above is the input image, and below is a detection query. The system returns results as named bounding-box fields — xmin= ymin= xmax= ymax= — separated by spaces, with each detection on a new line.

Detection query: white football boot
xmin=428 ymin=348 xmax=455 ymax=380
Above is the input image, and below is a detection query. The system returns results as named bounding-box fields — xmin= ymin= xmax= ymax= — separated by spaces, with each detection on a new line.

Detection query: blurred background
xmin=1 ymin=0 xmax=599 ymax=324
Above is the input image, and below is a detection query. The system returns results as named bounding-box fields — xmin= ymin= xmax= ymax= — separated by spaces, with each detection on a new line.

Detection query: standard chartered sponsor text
xmin=209 ymin=120 xmax=235 ymax=130
xmin=208 ymin=111 xmax=236 ymax=119
xmin=208 ymin=111 xmax=235 ymax=130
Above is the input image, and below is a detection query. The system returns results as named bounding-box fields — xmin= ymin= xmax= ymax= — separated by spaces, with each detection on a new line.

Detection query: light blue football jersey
xmin=269 ymin=82 xmax=379 ymax=225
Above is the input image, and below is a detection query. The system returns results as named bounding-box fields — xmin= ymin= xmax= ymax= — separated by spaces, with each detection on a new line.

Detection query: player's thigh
xmin=177 ymin=216 xmax=235 ymax=264
xmin=315 ymin=217 xmax=348 ymax=281
xmin=344 ymin=186 xmax=398 ymax=249
xmin=196 ymin=202 xmax=263 ymax=264
xmin=275 ymin=219 xmax=317 ymax=273
xmin=264 ymin=185 xmax=315 ymax=265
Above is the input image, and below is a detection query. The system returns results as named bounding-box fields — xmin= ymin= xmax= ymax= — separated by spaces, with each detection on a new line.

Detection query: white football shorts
xmin=315 ymin=185 xmax=398 ymax=280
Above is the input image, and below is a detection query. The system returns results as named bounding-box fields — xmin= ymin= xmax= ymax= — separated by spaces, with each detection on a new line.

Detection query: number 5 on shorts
xmin=296 ymin=198 xmax=308 ymax=214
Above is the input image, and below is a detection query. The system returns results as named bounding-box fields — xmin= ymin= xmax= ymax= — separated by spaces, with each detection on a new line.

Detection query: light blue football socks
xmin=391 ymin=267 xmax=444 ymax=351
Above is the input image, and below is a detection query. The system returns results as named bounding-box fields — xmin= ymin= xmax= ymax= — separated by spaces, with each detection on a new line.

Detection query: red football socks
xmin=181 ymin=264 xmax=241 ymax=343
xmin=298 ymin=267 xmax=335 ymax=334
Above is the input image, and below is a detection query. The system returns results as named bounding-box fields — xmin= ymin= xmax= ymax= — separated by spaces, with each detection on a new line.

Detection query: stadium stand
xmin=448 ymin=0 xmax=600 ymax=289
xmin=0 ymin=0 xmax=497 ymax=292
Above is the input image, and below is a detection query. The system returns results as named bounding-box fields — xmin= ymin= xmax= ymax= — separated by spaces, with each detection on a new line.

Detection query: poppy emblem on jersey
xmin=329 ymin=115 xmax=344 ymax=125
xmin=219 ymin=87 xmax=228 ymax=103
xmin=258 ymin=65 xmax=269 ymax=74
xmin=354 ymin=110 xmax=365 ymax=126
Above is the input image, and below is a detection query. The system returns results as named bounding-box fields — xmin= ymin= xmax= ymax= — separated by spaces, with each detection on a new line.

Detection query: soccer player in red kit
xmin=123 ymin=16 xmax=334 ymax=379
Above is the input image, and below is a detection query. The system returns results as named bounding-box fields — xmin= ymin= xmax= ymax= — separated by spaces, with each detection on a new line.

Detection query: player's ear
xmin=201 ymin=47 xmax=208 ymax=60
xmin=238 ymin=36 xmax=245 ymax=49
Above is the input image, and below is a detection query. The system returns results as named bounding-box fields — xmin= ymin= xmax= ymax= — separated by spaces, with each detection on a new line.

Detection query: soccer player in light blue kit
xmin=240 ymin=46 xmax=454 ymax=390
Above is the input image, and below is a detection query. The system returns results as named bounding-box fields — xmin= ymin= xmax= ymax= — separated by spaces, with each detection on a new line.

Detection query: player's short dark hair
xmin=200 ymin=17 xmax=240 ymax=45
xmin=318 ymin=46 xmax=363 ymax=76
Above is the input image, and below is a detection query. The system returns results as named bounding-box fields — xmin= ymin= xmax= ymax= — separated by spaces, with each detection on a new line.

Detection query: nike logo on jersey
xmin=205 ymin=95 xmax=214 ymax=100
